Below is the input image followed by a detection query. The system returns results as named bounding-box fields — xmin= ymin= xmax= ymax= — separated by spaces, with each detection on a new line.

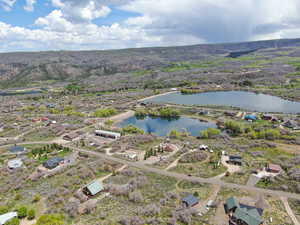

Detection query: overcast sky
xmin=1 ymin=0 xmax=300 ymax=52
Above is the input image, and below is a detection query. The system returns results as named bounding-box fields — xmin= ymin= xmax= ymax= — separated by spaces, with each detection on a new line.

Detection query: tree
xmin=35 ymin=214 xmax=65 ymax=225
xmin=201 ymin=128 xmax=221 ymax=138
xmin=17 ymin=206 xmax=27 ymax=219
xmin=27 ymin=209 xmax=35 ymax=220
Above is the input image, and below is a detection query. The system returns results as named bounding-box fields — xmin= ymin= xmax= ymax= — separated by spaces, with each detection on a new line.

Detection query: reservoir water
xmin=145 ymin=91 xmax=300 ymax=113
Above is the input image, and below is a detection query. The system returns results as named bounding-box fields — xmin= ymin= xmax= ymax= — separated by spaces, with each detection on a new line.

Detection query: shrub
xmin=35 ymin=214 xmax=65 ymax=225
xmin=225 ymin=121 xmax=244 ymax=135
xmin=201 ymin=128 xmax=221 ymax=138
xmin=4 ymin=218 xmax=20 ymax=225
xmin=93 ymin=108 xmax=117 ymax=118
xmin=0 ymin=206 xmax=9 ymax=214
xmin=17 ymin=206 xmax=27 ymax=219
xmin=32 ymin=194 xmax=41 ymax=203
xmin=27 ymin=209 xmax=35 ymax=220
xmin=122 ymin=125 xmax=144 ymax=135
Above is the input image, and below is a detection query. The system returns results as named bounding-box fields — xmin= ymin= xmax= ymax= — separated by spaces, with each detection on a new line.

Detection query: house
xmin=266 ymin=163 xmax=282 ymax=173
xmin=244 ymin=115 xmax=257 ymax=121
xmin=227 ymin=155 xmax=242 ymax=166
xmin=225 ymin=197 xmax=264 ymax=225
xmin=0 ymin=212 xmax=18 ymax=225
xmin=159 ymin=143 xmax=177 ymax=152
xmin=83 ymin=180 xmax=104 ymax=197
xmin=95 ymin=130 xmax=121 ymax=139
xmin=182 ymin=194 xmax=199 ymax=208
xmin=7 ymin=159 xmax=23 ymax=169
xmin=199 ymin=110 xmax=210 ymax=116
xmin=43 ymin=157 xmax=64 ymax=169
xmin=63 ymin=133 xmax=80 ymax=141
xmin=9 ymin=145 xmax=26 ymax=154
xmin=262 ymin=114 xmax=278 ymax=122
xmin=283 ymin=120 xmax=299 ymax=129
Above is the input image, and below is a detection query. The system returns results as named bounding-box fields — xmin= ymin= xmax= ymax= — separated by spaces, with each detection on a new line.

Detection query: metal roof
xmin=226 ymin=197 xmax=240 ymax=210
xmin=86 ymin=180 xmax=103 ymax=196
xmin=233 ymin=207 xmax=263 ymax=225
xmin=0 ymin=212 xmax=17 ymax=225
xmin=182 ymin=194 xmax=199 ymax=207
xmin=7 ymin=159 xmax=23 ymax=169
xmin=95 ymin=130 xmax=121 ymax=137
xmin=9 ymin=146 xmax=26 ymax=153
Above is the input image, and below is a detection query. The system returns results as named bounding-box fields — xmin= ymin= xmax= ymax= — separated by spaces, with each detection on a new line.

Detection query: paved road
xmin=71 ymin=146 xmax=300 ymax=200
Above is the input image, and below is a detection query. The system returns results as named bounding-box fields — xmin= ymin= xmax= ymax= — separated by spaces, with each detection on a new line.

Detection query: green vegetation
xmin=35 ymin=214 xmax=65 ymax=225
xmin=169 ymin=129 xmax=189 ymax=139
xmin=201 ymin=128 xmax=221 ymax=138
xmin=162 ymin=61 xmax=220 ymax=72
xmin=180 ymin=88 xmax=202 ymax=94
xmin=5 ymin=218 xmax=20 ymax=225
xmin=27 ymin=209 xmax=36 ymax=220
xmin=104 ymin=119 xmax=114 ymax=126
xmin=224 ymin=120 xmax=244 ymax=136
xmin=29 ymin=143 xmax=72 ymax=162
xmin=64 ymin=83 xmax=82 ymax=95
xmin=93 ymin=107 xmax=117 ymax=117
xmin=122 ymin=125 xmax=145 ymax=135
xmin=135 ymin=107 xmax=180 ymax=118
xmin=133 ymin=70 xmax=153 ymax=77
xmin=17 ymin=206 xmax=27 ymax=219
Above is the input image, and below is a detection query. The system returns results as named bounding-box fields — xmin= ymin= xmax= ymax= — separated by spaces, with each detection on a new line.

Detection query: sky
xmin=1 ymin=0 xmax=300 ymax=52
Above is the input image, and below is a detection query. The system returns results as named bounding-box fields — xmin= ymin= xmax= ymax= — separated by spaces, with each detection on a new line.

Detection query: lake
xmin=118 ymin=116 xmax=217 ymax=136
xmin=145 ymin=91 xmax=300 ymax=113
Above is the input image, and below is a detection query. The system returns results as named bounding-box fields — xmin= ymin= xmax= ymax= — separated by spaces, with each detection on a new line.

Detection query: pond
xmin=145 ymin=91 xmax=300 ymax=113
xmin=0 ymin=90 xmax=42 ymax=96
xmin=118 ymin=116 xmax=217 ymax=137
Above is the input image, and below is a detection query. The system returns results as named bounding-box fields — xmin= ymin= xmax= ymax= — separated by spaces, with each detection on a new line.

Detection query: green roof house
xmin=225 ymin=196 xmax=240 ymax=213
xmin=83 ymin=180 xmax=104 ymax=197
xmin=225 ymin=197 xmax=264 ymax=225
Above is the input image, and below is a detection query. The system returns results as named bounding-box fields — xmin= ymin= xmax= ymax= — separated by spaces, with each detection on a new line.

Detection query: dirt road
xmin=71 ymin=146 xmax=300 ymax=200
xmin=281 ymin=197 xmax=300 ymax=225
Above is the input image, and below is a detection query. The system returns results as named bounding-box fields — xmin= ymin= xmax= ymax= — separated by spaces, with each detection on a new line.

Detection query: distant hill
xmin=1 ymin=38 xmax=300 ymax=88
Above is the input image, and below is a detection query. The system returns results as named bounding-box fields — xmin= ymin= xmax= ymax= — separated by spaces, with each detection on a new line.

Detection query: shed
xmin=9 ymin=145 xmax=26 ymax=154
xmin=0 ymin=212 xmax=17 ymax=225
xmin=182 ymin=194 xmax=199 ymax=207
xmin=83 ymin=180 xmax=104 ymax=196
xmin=43 ymin=157 xmax=64 ymax=169
xmin=7 ymin=159 xmax=23 ymax=169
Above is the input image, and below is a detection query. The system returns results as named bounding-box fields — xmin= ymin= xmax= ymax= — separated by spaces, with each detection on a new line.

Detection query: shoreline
xmin=137 ymin=91 xmax=178 ymax=102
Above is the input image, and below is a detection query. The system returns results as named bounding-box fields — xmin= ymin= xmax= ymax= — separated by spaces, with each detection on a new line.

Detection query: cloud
xmin=2 ymin=0 xmax=300 ymax=52
xmin=122 ymin=0 xmax=300 ymax=43
xmin=50 ymin=0 xmax=113 ymax=23
xmin=24 ymin=0 xmax=37 ymax=11
xmin=0 ymin=0 xmax=16 ymax=11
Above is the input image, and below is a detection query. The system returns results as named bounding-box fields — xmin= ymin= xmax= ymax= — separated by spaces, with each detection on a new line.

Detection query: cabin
xmin=83 ymin=180 xmax=104 ymax=197
xmin=0 ymin=212 xmax=18 ymax=225
xmin=266 ymin=163 xmax=282 ymax=173
xmin=43 ymin=157 xmax=64 ymax=169
xmin=95 ymin=130 xmax=121 ymax=139
xmin=182 ymin=194 xmax=199 ymax=208
xmin=227 ymin=155 xmax=243 ymax=166
xmin=225 ymin=197 xmax=264 ymax=225
xmin=9 ymin=145 xmax=26 ymax=154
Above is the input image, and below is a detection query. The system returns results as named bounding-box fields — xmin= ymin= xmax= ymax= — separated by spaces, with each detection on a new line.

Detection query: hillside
xmin=1 ymin=38 xmax=300 ymax=89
